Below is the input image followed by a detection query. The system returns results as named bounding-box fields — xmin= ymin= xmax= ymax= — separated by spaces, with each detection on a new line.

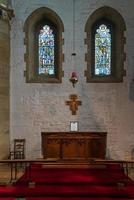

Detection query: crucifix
xmin=66 ymin=94 xmax=82 ymax=115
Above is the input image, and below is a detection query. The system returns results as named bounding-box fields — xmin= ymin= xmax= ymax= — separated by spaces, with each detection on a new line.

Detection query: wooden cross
xmin=66 ymin=94 xmax=82 ymax=115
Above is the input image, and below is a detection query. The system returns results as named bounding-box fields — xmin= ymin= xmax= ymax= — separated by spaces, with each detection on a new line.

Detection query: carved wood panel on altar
xmin=41 ymin=132 xmax=107 ymax=161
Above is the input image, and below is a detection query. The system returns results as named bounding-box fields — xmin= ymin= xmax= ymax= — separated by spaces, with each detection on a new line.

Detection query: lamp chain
xmin=72 ymin=0 xmax=75 ymax=54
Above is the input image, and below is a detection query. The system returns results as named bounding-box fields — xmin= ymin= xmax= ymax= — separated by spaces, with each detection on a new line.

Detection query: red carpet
xmin=0 ymin=163 xmax=134 ymax=199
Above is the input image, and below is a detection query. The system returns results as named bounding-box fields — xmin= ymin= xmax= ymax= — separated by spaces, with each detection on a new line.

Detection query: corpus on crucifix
xmin=66 ymin=94 xmax=82 ymax=115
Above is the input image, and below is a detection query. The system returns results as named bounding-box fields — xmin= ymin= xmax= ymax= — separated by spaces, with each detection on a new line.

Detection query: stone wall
xmin=10 ymin=0 xmax=134 ymax=159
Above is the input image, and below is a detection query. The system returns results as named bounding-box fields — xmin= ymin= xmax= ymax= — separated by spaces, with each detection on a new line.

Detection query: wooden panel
xmin=41 ymin=132 xmax=107 ymax=162
xmin=44 ymin=138 xmax=60 ymax=159
xmin=62 ymin=139 xmax=87 ymax=159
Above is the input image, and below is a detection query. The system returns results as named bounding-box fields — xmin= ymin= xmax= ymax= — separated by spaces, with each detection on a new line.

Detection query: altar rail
xmin=0 ymin=159 xmax=134 ymax=183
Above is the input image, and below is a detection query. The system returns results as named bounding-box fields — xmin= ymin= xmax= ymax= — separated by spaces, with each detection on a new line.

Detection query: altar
xmin=41 ymin=132 xmax=107 ymax=161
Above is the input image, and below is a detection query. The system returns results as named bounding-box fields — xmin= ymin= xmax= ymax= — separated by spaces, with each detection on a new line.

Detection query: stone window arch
xmin=85 ymin=6 xmax=126 ymax=83
xmin=24 ymin=7 xmax=64 ymax=83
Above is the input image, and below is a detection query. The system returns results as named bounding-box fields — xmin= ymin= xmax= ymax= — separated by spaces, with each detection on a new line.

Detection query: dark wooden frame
xmin=85 ymin=6 xmax=126 ymax=83
xmin=24 ymin=7 xmax=64 ymax=83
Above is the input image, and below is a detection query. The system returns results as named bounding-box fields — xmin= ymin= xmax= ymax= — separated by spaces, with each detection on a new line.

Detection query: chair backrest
xmin=131 ymin=148 xmax=134 ymax=160
xmin=14 ymin=139 xmax=26 ymax=159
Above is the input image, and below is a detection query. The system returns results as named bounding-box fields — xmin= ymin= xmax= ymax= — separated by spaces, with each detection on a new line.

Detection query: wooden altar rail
xmin=0 ymin=159 xmax=134 ymax=183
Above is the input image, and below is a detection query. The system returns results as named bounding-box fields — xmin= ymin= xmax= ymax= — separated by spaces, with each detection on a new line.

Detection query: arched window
xmin=85 ymin=6 xmax=126 ymax=83
xmin=93 ymin=21 xmax=113 ymax=76
xmin=38 ymin=24 xmax=55 ymax=76
xmin=24 ymin=7 xmax=64 ymax=83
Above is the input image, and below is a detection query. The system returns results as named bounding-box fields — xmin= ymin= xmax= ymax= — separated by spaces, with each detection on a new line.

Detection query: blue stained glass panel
xmin=95 ymin=24 xmax=111 ymax=76
xmin=38 ymin=25 xmax=55 ymax=75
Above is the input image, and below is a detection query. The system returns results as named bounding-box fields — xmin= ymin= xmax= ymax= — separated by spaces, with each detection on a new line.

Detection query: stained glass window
xmin=95 ymin=24 xmax=111 ymax=76
xmin=38 ymin=25 xmax=55 ymax=75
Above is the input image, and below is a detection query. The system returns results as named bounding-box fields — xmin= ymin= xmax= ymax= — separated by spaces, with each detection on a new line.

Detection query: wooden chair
xmin=9 ymin=139 xmax=26 ymax=159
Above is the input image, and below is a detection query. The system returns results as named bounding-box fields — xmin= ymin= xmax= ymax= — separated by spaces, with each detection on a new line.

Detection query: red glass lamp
xmin=69 ymin=72 xmax=78 ymax=87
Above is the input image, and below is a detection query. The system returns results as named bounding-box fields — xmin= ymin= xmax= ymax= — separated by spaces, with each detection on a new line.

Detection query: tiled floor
xmin=128 ymin=168 xmax=134 ymax=180
xmin=0 ymin=163 xmax=24 ymax=184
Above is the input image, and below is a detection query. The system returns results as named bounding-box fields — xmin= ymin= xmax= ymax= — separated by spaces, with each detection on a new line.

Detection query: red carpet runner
xmin=0 ymin=163 xmax=134 ymax=199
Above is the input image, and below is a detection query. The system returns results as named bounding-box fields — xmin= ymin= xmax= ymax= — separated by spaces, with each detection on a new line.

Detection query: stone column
xmin=0 ymin=4 xmax=13 ymax=159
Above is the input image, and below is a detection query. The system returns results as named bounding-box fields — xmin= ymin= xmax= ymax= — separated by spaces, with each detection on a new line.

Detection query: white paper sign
xmin=70 ymin=121 xmax=78 ymax=132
